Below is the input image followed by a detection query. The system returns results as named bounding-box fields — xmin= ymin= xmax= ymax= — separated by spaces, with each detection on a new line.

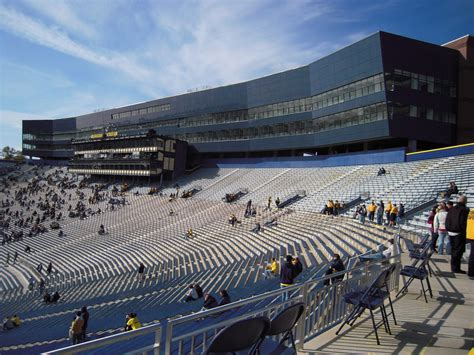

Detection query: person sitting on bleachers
xmin=293 ymin=257 xmax=303 ymax=278
xmin=194 ymin=284 xmax=204 ymax=299
xmin=43 ymin=292 xmax=52 ymax=304
xmin=263 ymin=258 xmax=278 ymax=279
xmin=218 ymin=290 xmax=231 ymax=306
xmin=445 ymin=181 xmax=459 ymax=198
xmin=2 ymin=317 xmax=15 ymax=330
xmin=252 ymin=222 xmax=262 ymax=233
xmin=202 ymin=294 xmax=218 ymax=310
xmin=382 ymin=239 xmax=395 ymax=258
xmin=377 ymin=167 xmax=386 ymax=176
xmin=264 ymin=218 xmax=277 ymax=228
xmin=334 ymin=200 xmax=341 ymax=215
xmin=51 ymin=291 xmax=60 ymax=303
xmin=12 ymin=315 xmax=21 ymax=327
xmin=98 ymin=224 xmax=105 ymax=235
xmin=323 ymin=254 xmax=345 ymax=286
xmin=184 ymin=284 xmax=199 ymax=302
xmin=185 ymin=228 xmax=193 ymax=240
xmin=124 ymin=313 xmax=141 ymax=331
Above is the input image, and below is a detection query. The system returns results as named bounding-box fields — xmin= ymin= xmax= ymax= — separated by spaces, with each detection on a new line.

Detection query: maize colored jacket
xmin=467 ymin=210 xmax=474 ymax=240
xmin=127 ymin=317 xmax=142 ymax=330
xmin=367 ymin=204 xmax=376 ymax=213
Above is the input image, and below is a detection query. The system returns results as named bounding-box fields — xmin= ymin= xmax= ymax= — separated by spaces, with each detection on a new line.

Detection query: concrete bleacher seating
xmin=0 ymin=152 xmax=473 ymax=353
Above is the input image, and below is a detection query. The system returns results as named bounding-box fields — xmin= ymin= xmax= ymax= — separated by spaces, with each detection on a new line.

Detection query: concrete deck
xmin=303 ymin=254 xmax=474 ymax=354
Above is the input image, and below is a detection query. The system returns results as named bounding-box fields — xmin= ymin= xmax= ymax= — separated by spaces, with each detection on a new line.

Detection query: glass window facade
xmin=385 ymin=69 xmax=456 ymax=97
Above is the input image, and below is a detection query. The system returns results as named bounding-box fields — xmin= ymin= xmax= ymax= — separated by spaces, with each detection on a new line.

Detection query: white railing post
xmin=154 ymin=326 xmax=161 ymax=355
xmin=164 ymin=322 xmax=173 ymax=355
xmin=296 ymin=282 xmax=309 ymax=350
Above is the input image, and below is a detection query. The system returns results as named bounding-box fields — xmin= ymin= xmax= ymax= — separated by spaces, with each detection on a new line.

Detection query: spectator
xmin=202 ymin=294 xmax=218 ymax=310
xmin=275 ymin=197 xmax=281 ymax=208
xmin=467 ymin=209 xmax=474 ymax=277
xmin=377 ymin=167 xmax=386 ymax=176
xmin=367 ymin=201 xmax=376 ymax=222
xmin=389 ymin=204 xmax=398 ymax=226
xmin=194 ymin=284 xmax=204 ymax=299
xmin=43 ymin=292 xmax=51 ymax=304
xmin=434 ymin=202 xmax=450 ymax=255
xmin=427 ymin=206 xmax=438 ymax=252
xmin=12 ymin=315 xmax=21 ymax=327
xmin=24 ymin=245 xmax=31 ymax=253
xmin=184 ymin=284 xmax=199 ymax=302
xmin=263 ymin=258 xmax=279 ymax=279
xmin=28 ymin=277 xmax=35 ymax=291
xmin=252 ymin=222 xmax=262 ymax=233
xmin=81 ymin=306 xmax=89 ymax=341
xmin=218 ymin=289 xmax=231 ymax=306
xmin=51 ymin=291 xmax=60 ymax=303
xmin=445 ymin=182 xmax=459 ymax=197
xmin=358 ymin=205 xmax=367 ymax=224
xmin=376 ymin=202 xmax=384 ymax=225
xmin=2 ymin=317 xmax=14 ymax=330
xmin=13 ymin=251 xmax=18 ymax=264
xmin=446 ymin=195 xmax=469 ymax=274
xmin=267 ymin=197 xmax=272 ymax=210
xmin=69 ymin=311 xmax=84 ymax=345
xmin=5 ymin=252 xmax=10 ymax=265
xmin=280 ymin=255 xmax=297 ymax=301
xmin=293 ymin=257 xmax=303 ymax=278
xmin=324 ymin=254 xmax=345 ymax=286
xmin=125 ymin=313 xmax=141 ymax=331
xmin=138 ymin=263 xmax=145 ymax=281
xmin=334 ymin=200 xmax=341 ymax=215
xmin=385 ymin=201 xmax=393 ymax=225
xmin=397 ymin=203 xmax=405 ymax=224
xmin=186 ymin=228 xmax=193 ymax=240
xmin=39 ymin=278 xmax=45 ymax=294
xmin=382 ymin=239 xmax=395 ymax=258
xmin=98 ymin=224 xmax=105 ymax=235
xmin=47 ymin=262 xmax=53 ymax=275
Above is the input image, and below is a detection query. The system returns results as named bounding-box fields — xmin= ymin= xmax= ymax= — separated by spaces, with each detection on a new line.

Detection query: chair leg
xmin=380 ymin=306 xmax=389 ymax=333
xmin=381 ymin=306 xmax=392 ymax=335
xmin=387 ymin=294 xmax=397 ymax=325
xmin=336 ymin=305 xmax=359 ymax=335
xmin=349 ymin=307 xmax=365 ymax=326
xmin=396 ymin=276 xmax=415 ymax=298
xmin=420 ymin=279 xmax=428 ymax=303
xmin=369 ymin=308 xmax=380 ymax=345
xmin=425 ymin=276 xmax=433 ymax=298
xmin=289 ymin=331 xmax=297 ymax=352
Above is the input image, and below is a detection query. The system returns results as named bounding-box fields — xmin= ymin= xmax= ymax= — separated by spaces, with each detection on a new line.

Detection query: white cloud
xmin=18 ymin=0 xmax=97 ymax=39
xmin=0 ymin=110 xmax=47 ymax=130
xmin=0 ymin=4 xmax=152 ymax=87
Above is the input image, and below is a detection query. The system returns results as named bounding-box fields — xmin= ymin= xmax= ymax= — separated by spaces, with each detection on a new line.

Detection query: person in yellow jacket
xmin=11 ymin=315 xmax=21 ymax=327
xmin=467 ymin=209 xmax=474 ymax=277
xmin=263 ymin=258 xmax=279 ymax=279
xmin=367 ymin=201 xmax=377 ymax=222
xmin=385 ymin=201 xmax=393 ymax=225
xmin=389 ymin=204 xmax=398 ymax=226
xmin=125 ymin=313 xmax=142 ymax=331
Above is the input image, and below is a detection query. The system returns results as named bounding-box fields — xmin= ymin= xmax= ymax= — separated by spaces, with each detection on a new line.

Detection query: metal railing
xmin=43 ymin=255 xmax=401 ymax=355
xmin=44 ymin=323 xmax=161 ymax=355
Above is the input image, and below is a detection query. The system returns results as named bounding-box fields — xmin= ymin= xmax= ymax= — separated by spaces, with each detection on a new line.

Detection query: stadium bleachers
xmin=0 ymin=152 xmax=473 ymax=353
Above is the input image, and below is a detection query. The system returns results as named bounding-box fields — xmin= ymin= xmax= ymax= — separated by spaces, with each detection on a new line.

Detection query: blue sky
xmin=0 ymin=0 xmax=473 ymax=150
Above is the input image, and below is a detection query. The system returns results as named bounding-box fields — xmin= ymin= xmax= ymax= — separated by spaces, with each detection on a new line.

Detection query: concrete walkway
xmin=303 ymin=254 xmax=474 ymax=354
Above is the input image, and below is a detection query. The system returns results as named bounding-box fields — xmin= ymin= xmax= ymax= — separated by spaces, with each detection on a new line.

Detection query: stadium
xmin=1 ymin=30 xmax=473 ymax=354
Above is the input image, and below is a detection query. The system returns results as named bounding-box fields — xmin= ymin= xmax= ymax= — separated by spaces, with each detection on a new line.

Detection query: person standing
xmin=367 ymin=201 xmax=376 ymax=222
xmin=47 ymin=262 xmax=53 ymax=275
xmin=13 ymin=251 xmax=18 ymax=264
xmin=69 ymin=311 xmax=84 ymax=345
xmin=81 ymin=306 xmax=89 ymax=341
xmin=5 ymin=252 xmax=10 ymax=265
xmin=446 ymin=196 xmax=469 ymax=274
xmin=434 ymin=202 xmax=450 ymax=255
xmin=466 ymin=209 xmax=474 ymax=277
xmin=376 ymin=202 xmax=384 ymax=225
xmin=137 ymin=263 xmax=145 ymax=281
xmin=280 ymin=255 xmax=297 ymax=301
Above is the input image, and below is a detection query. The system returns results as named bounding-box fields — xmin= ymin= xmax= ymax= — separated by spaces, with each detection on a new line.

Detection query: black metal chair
xmin=263 ymin=302 xmax=305 ymax=352
xmin=204 ymin=316 xmax=270 ymax=355
xmin=336 ymin=268 xmax=392 ymax=345
xmin=396 ymin=250 xmax=434 ymax=303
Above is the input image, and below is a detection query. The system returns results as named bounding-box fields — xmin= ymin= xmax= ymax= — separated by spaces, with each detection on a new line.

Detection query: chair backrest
xmin=267 ymin=302 xmax=305 ymax=336
xmin=360 ymin=268 xmax=390 ymax=302
xmin=383 ymin=263 xmax=397 ymax=289
xmin=205 ymin=316 xmax=270 ymax=354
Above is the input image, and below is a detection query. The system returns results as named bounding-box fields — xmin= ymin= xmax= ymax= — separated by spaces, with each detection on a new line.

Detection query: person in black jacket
xmin=202 ymin=294 xmax=218 ymax=310
xmin=81 ymin=306 xmax=89 ymax=341
xmin=280 ymin=255 xmax=297 ymax=301
xmin=324 ymin=254 xmax=345 ymax=286
xmin=446 ymin=195 xmax=469 ymax=273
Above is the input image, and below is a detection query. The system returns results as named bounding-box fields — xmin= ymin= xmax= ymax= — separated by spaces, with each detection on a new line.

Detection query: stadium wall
xmin=202 ymin=147 xmax=406 ymax=168
xmin=406 ymin=142 xmax=474 ymax=161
